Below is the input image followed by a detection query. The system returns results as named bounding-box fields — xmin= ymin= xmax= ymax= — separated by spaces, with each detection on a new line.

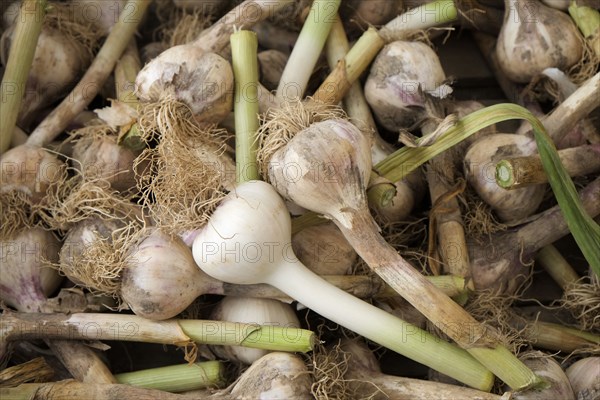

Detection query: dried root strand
xmin=0 ymin=191 xmax=36 ymax=240
xmin=560 ymin=274 xmax=600 ymax=333
xmin=44 ymin=2 xmax=102 ymax=65
xmin=56 ymin=222 xmax=145 ymax=299
xmin=257 ymin=101 xmax=349 ymax=180
xmin=136 ymin=99 xmax=232 ymax=236
xmin=38 ymin=173 xmax=139 ymax=233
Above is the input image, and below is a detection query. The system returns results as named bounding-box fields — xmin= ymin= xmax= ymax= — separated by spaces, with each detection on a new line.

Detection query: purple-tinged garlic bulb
xmin=365 ymin=41 xmax=446 ymax=131
xmin=496 ymin=0 xmax=583 ymax=83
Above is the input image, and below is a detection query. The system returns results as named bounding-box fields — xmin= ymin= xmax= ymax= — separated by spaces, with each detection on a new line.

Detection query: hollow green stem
xmin=231 ymin=30 xmax=260 ymax=183
xmin=276 ymin=0 xmax=341 ymax=101
xmin=115 ymin=361 xmax=225 ymax=393
xmin=0 ymin=0 xmax=47 ymax=154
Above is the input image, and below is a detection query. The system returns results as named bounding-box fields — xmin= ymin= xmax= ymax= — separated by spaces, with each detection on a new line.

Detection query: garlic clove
xmin=135 ymin=47 xmax=233 ymax=124
xmin=496 ymin=0 xmax=583 ymax=83
xmin=0 ymin=227 xmax=62 ymax=312
xmin=365 ymin=41 xmax=446 ymax=131
xmin=463 ymin=134 xmax=545 ymax=223
xmin=209 ymin=296 xmax=300 ymax=364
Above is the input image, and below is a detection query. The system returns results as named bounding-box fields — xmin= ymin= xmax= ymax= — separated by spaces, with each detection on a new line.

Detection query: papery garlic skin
xmin=464 ymin=134 xmax=545 ymax=223
xmin=210 ymin=296 xmax=300 ymax=364
xmin=292 ymin=222 xmax=356 ymax=275
xmin=496 ymin=0 xmax=583 ymax=83
xmin=511 ymin=352 xmax=575 ymax=400
xmin=0 ymin=228 xmax=62 ymax=312
xmin=1 ymin=26 xmax=88 ymax=126
xmin=72 ymin=135 xmax=139 ymax=192
xmin=565 ymin=357 xmax=600 ymax=399
xmin=365 ymin=41 xmax=446 ymax=131
xmin=135 ymin=48 xmax=233 ymax=124
xmin=229 ymin=352 xmax=313 ymax=400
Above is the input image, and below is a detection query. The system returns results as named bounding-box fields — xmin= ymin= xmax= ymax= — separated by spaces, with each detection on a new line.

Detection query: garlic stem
xmin=26 ymin=0 xmax=150 ymax=147
xmin=192 ymin=0 xmax=295 ymax=55
xmin=518 ymin=320 xmax=600 ymax=353
xmin=0 ymin=382 xmax=188 ymax=400
xmin=535 ymin=245 xmax=580 ymax=290
xmin=0 ymin=0 xmax=46 ymax=154
xmin=276 ymin=0 xmax=341 ymax=101
xmin=325 ymin=14 xmax=391 ymax=160
xmin=382 ymin=0 xmax=457 ymax=34
xmin=0 ymin=312 xmax=315 ymax=356
xmin=423 ymin=120 xmax=472 ymax=290
xmin=115 ymin=361 xmax=225 ymax=393
xmin=496 ymin=144 xmax=600 ymax=189
xmin=231 ymin=30 xmax=260 ymax=183
xmin=311 ymin=26 xmax=384 ymax=105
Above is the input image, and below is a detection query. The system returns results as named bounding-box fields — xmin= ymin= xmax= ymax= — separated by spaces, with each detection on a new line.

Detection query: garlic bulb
xmin=0 ymin=227 xmax=62 ymax=312
xmin=269 ymin=119 xmax=372 ymax=221
xmin=72 ymin=134 xmax=140 ymax=193
xmin=121 ymin=230 xmax=205 ymax=320
xmin=258 ymin=49 xmax=288 ymax=91
xmin=210 ymin=296 xmax=300 ymax=364
xmin=365 ymin=41 xmax=446 ymax=131
xmin=0 ymin=26 xmax=88 ymax=127
xmin=135 ymin=48 xmax=233 ymax=124
xmin=496 ymin=0 xmax=583 ymax=83
xmin=464 ymin=133 xmax=545 ymax=223
xmin=292 ymin=222 xmax=356 ymax=275
xmin=229 ymin=352 xmax=313 ymax=400
xmin=0 ymin=145 xmax=66 ymax=204
xmin=511 ymin=352 xmax=575 ymax=400
xmin=565 ymin=357 xmax=600 ymax=399
xmin=59 ymin=218 xmax=123 ymax=287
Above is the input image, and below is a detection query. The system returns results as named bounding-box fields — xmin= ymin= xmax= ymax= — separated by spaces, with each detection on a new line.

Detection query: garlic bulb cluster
xmin=210 ymin=296 xmax=301 ymax=364
xmin=0 ymin=227 xmax=62 ymax=312
xmin=0 ymin=145 xmax=66 ymax=204
xmin=365 ymin=41 xmax=446 ymax=131
xmin=463 ymin=134 xmax=545 ymax=222
xmin=496 ymin=0 xmax=583 ymax=83
xmin=135 ymin=48 xmax=233 ymax=124
xmin=292 ymin=222 xmax=356 ymax=275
